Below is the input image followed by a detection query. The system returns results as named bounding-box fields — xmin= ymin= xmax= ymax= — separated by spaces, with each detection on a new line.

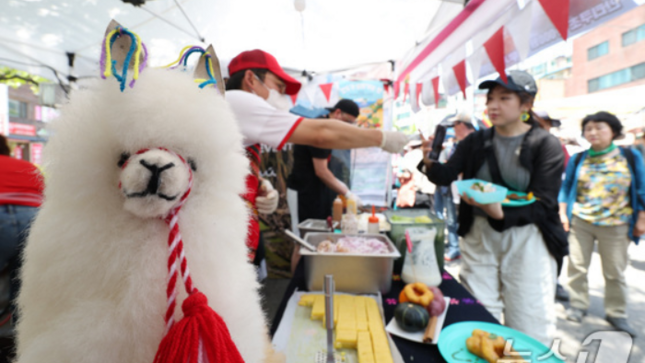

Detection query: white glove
xmin=345 ymin=191 xmax=363 ymax=208
xmin=380 ymin=130 xmax=409 ymax=153
xmin=256 ymin=179 xmax=279 ymax=214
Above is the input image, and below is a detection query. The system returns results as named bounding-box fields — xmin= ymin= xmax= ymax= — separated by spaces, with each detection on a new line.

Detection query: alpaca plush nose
xmin=140 ymin=160 xmax=175 ymax=195
xmin=120 ymin=149 xmax=190 ymax=218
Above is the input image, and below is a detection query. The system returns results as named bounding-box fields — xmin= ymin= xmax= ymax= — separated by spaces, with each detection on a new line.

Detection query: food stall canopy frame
xmin=397 ymin=0 xmax=641 ymax=85
xmin=0 ymin=0 xmax=463 ymax=84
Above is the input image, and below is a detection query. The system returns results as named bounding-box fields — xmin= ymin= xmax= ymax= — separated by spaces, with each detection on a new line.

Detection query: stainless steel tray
xmin=300 ymin=233 xmax=401 ymax=294
xmin=297 ymin=219 xmax=333 ymax=238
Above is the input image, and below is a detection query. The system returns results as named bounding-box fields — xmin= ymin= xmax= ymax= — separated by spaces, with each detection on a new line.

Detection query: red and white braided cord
xmin=162 ymin=149 xmax=194 ymax=334
xmin=119 ymin=148 xmax=195 ymax=334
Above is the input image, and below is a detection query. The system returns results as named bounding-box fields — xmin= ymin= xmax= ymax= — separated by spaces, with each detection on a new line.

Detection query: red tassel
xmin=154 ymin=291 xmax=245 ymax=363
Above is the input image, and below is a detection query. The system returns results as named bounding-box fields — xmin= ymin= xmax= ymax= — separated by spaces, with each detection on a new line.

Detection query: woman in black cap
xmin=559 ymin=111 xmax=645 ymax=337
xmin=420 ymin=70 xmax=567 ymax=345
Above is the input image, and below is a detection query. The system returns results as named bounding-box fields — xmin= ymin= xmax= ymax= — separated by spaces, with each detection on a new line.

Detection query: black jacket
xmin=421 ymin=123 xmax=569 ymax=269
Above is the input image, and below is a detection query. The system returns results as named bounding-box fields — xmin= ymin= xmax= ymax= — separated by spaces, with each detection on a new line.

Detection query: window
xmin=532 ymin=63 xmax=546 ymax=75
xmin=622 ymin=24 xmax=645 ymax=47
xmin=587 ymin=41 xmax=609 ymax=61
xmin=588 ymin=62 xmax=645 ymax=93
xmin=8 ymin=99 xmax=27 ymax=118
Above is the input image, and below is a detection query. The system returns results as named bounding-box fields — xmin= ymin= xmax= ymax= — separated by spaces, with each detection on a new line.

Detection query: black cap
xmin=535 ymin=110 xmax=561 ymax=127
xmin=478 ymin=70 xmax=537 ymax=96
xmin=328 ymin=99 xmax=360 ymax=118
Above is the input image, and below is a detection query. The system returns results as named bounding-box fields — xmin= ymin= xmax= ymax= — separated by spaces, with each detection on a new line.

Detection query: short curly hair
xmin=581 ymin=111 xmax=623 ymax=140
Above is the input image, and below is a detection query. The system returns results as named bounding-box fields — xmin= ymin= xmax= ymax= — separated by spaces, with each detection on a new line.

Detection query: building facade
xmin=2 ymin=84 xmax=53 ymax=164
xmin=568 ymin=3 xmax=645 ymax=97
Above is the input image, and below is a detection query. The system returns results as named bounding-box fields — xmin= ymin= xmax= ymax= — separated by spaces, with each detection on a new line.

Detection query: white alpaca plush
xmin=15 ymin=65 xmax=277 ymax=362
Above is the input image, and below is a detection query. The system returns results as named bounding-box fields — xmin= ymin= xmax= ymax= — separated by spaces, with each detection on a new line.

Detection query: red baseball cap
xmin=228 ymin=49 xmax=301 ymax=95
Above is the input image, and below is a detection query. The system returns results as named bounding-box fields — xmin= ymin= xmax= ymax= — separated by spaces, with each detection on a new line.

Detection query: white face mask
xmin=253 ymin=75 xmax=293 ymax=111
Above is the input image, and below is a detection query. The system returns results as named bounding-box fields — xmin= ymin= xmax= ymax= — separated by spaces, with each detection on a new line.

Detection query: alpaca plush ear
xmin=104 ymin=19 xmax=145 ymax=72
xmin=193 ymin=45 xmax=225 ymax=95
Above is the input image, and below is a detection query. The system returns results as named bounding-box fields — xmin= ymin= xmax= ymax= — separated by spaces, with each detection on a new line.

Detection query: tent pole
xmin=140 ymin=6 xmax=203 ymax=42
xmin=173 ymin=0 xmax=205 ymax=42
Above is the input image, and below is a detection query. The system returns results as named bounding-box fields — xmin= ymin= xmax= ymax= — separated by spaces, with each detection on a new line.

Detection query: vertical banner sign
xmin=13 ymin=145 xmax=23 ymax=160
xmin=30 ymin=143 xmax=43 ymax=165
xmin=337 ymin=81 xmax=390 ymax=207
xmin=338 ymin=81 xmax=385 ymax=129
xmin=0 ymin=84 xmax=8 ymax=135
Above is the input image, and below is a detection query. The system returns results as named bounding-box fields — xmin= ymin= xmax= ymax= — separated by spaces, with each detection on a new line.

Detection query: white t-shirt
xmin=226 ymin=90 xmax=303 ymax=149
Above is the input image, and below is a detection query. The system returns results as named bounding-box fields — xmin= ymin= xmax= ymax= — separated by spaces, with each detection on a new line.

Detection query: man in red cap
xmin=225 ymin=49 xmax=408 ymax=271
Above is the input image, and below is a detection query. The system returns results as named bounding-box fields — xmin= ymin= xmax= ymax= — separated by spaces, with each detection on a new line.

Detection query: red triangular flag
xmin=403 ymin=82 xmax=410 ymax=102
xmin=290 ymin=94 xmax=298 ymax=105
xmin=484 ymin=26 xmax=508 ymax=84
xmin=380 ymin=79 xmax=390 ymax=94
xmin=431 ymin=77 xmax=440 ymax=107
xmin=415 ymin=83 xmax=423 ymax=104
xmin=452 ymin=60 xmax=467 ymax=99
xmin=394 ymin=81 xmax=400 ymax=99
xmin=319 ymin=83 xmax=333 ymax=102
xmin=538 ymin=0 xmax=570 ymax=41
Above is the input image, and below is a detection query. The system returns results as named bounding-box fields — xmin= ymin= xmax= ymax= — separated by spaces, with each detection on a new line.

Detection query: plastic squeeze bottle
xmin=346 ymin=195 xmax=358 ymax=215
xmin=332 ymin=196 xmax=343 ymax=223
xmin=367 ymin=206 xmax=380 ymax=234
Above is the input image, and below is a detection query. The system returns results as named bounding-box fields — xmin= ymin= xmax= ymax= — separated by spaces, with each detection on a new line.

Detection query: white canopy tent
xmin=396 ymin=0 xmax=642 ymax=95
xmin=0 ymin=0 xmax=465 ymax=87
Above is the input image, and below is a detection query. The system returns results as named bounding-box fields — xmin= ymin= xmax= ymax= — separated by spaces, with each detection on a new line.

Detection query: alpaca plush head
xmin=119 ymin=148 xmax=192 ymax=218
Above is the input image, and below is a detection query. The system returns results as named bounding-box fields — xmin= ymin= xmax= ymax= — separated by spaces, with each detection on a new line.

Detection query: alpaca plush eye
xmin=117 ymin=152 xmax=130 ymax=168
xmin=187 ymin=158 xmax=197 ymax=172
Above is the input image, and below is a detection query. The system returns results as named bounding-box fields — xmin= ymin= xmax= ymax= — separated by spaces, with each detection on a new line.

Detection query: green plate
xmin=438 ymin=322 xmax=563 ymax=363
xmin=501 ymin=191 xmax=536 ymax=207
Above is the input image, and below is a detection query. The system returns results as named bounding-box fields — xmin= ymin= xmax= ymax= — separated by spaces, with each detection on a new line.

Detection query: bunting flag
xmin=538 ymin=0 xmax=570 ymax=41
xmin=483 ymin=26 xmax=507 ymax=84
xmin=403 ymin=82 xmax=410 ymax=102
xmin=394 ymin=81 xmax=400 ymax=99
xmin=452 ymin=60 xmax=467 ymax=99
xmin=383 ymin=81 xmax=390 ymax=94
xmin=290 ymin=94 xmax=298 ymax=105
xmin=506 ymin=0 xmax=534 ymax=62
xmin=415 ymin=83 xmax=423 ymax=104
xmin=409 ymin=82 xmax=420 ymax=113
xmin=319 ymin=83 xmax=333 ymax=103
xmin=431 ymin=76 xmax=440 ymax=107
xmin=420 ymin=80 xmax=432 ymax=106
xmin=467 ymin=47 xmax=485 ymax=85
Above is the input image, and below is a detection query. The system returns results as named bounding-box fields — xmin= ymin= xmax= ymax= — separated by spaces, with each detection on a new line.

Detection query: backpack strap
xmin=623 ymin=146 xmax=636 ymax=171
xmin=573 ymin=151 xmax=584 ymax=169
xmin=621 ymin=147 xmax=645 ymax=209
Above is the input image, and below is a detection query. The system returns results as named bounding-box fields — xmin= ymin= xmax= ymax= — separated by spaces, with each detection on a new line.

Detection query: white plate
xmin=385 ymin=296 xmax=450 ymax=345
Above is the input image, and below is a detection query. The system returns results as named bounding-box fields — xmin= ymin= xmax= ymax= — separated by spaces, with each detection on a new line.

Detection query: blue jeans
xmin=434 ymin=188 xmax=460 ymax=256
xmin=0 ymin=205 xmax=38 ymax=317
